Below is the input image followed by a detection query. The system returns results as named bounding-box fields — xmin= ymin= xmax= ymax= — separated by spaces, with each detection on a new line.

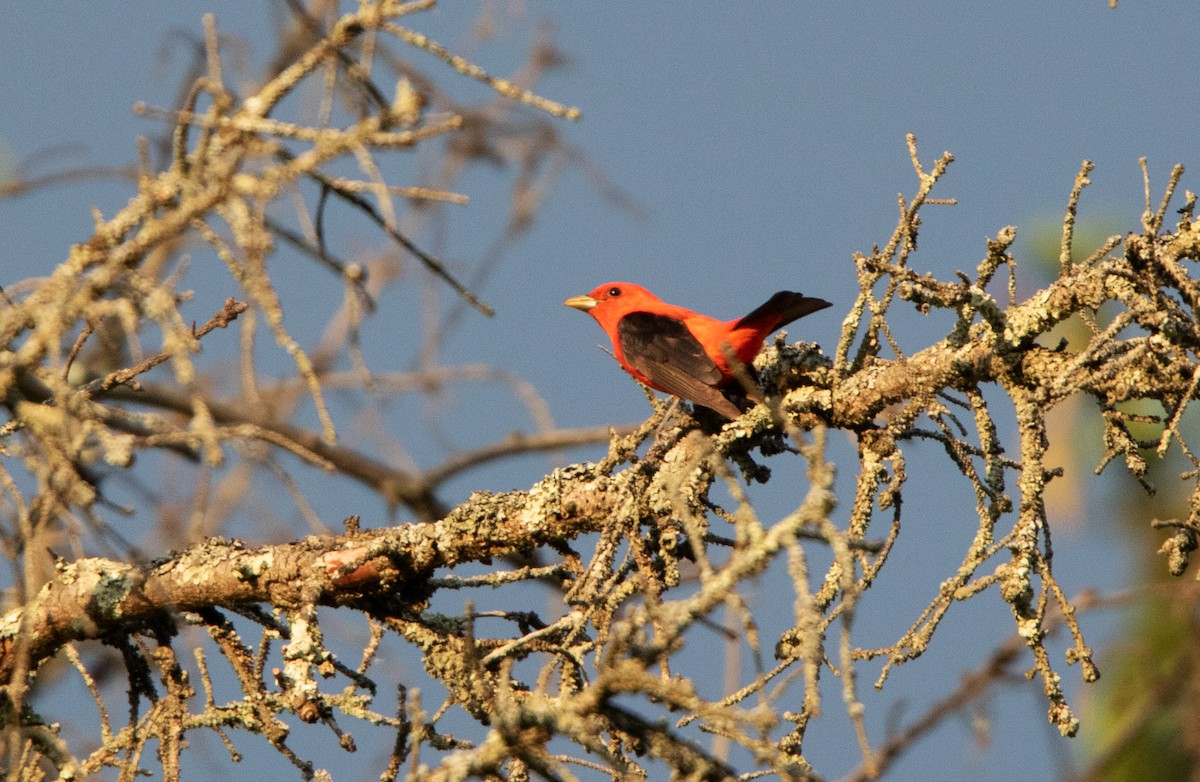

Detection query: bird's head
xmin=564 ymin=282 xmax=662 ymax=330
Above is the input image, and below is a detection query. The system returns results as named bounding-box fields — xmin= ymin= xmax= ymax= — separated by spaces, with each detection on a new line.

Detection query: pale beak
xmin=563 ymin=295 xmax=597 ymax=312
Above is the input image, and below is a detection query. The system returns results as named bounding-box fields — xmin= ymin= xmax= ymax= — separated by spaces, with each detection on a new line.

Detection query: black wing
xmin=617 ymin=311 xmax=742 ymax=419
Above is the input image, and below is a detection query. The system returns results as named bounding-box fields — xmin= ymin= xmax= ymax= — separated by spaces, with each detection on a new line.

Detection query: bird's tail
xmin=735 ymin=291 xmax=832 ymax=332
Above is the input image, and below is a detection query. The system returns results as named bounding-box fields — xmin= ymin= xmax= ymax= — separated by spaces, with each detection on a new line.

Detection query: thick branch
xmin=775 ymin=239 xmax=1198 ymax=430
xmin=0 ymin=462 xmax=618 ymax=684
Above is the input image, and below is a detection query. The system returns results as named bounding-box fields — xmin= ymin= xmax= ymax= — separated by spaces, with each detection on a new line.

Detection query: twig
xmin=82 ymin=297 xmax=247 ymax=395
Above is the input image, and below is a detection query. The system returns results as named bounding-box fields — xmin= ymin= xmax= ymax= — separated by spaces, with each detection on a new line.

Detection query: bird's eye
xmin=607 ymin=287 xmax=621 ymax=297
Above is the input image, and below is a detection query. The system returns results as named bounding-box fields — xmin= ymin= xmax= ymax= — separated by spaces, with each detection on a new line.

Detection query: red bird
xmin=564 ymin=282 xmax=831 ymax=419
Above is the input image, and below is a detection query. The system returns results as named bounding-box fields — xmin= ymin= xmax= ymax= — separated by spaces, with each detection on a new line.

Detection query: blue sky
xmin=1 ymin=3 xmax=1195 ymax=779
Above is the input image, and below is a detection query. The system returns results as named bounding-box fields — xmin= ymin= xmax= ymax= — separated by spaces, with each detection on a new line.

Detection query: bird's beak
xmin=563 ymin=295 xmax=597 ymax=312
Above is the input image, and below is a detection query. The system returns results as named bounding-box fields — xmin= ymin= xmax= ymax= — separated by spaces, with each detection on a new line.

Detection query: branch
xmin=0 ymin=458 xmax=619 ymax=683
xmin=104 ymin=382 xmax=625 ymax=521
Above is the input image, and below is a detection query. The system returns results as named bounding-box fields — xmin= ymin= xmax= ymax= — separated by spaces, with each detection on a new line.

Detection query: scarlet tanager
xmin=564 ymin=282 xmax=831 ymax=419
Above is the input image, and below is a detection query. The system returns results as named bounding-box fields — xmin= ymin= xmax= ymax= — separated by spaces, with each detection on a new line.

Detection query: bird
xmin=564 ymin=282 xmax=831 ymax=419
